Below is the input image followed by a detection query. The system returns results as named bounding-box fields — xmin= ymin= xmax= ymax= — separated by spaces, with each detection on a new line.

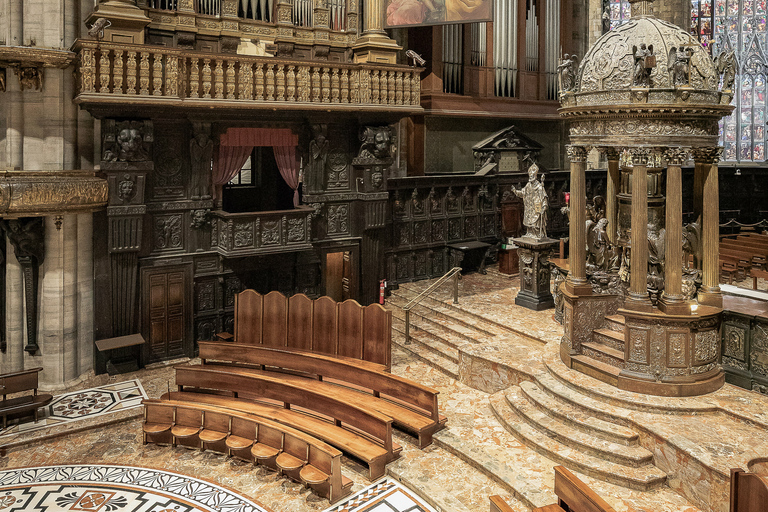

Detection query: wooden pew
xmin=751 ymin=268 xmax=768 ymax=290
xmin=0 ymin=368 xmax=53 ymax=428
xmin=163 ymin=390 xmax=395 ymax=479
xmin=721 ymin=241 xmax=766 ymax=268
xmin=142 ymin=399 xmax=353 ymax=503
xmin=490 ymin=466 xmax=615 ymax=512
xmin=199 ymin=342 xmax=446 ymax=447
xmin=174 ymin=365 xmax=397 ymax=466
xmin=730 ymin=468 xmax=768 ymax=512
xmin=721 ymin=255 xmax=742 ymax=284
xmin=720 ymin=246 xmax=758 ymax=275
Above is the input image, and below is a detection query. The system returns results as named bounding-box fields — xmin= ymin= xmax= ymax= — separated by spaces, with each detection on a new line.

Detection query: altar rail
xmin=73 ymin=41 xmax=422 ymax=112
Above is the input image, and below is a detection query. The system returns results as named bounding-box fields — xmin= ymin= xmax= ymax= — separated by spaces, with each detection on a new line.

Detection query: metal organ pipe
xmin=545 ymin=0 xmax=561 ymax=99
xmin=494 ymin=0 xmax=517 ymax=96
xmin=442 ymin=24 xmax=463 ymax=94
xmin=471 ymin=22 xmax=487 ymax=66
xmin=526 ymin=0 xmax=539 ymax=72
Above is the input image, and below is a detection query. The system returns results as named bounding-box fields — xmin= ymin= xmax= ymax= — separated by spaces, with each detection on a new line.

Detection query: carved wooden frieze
xmin=327 ymin=203 xmax=349 ymax=235
xmin=0 ymin=171 xmax=108 ymax=216
xmin=211 ymin=207 xmax=313 ymax=257
xmin=154 ymin=214 xmax=184 ymax=251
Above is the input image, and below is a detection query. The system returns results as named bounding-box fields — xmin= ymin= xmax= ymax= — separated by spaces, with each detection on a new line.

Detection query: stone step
xmin=591 ymin=328 xmax=625 ymax=353
xmin=518 ymin=380 xmax=639 ymax=446
xmin=504 ymin=386 xmax=653 ymax=467
xmin=489 ymin=391 xmax=667 ymax=492
xmin=604 ymin=314 xmax=626 ymax=333
xmin=433 ymin=428 xmax=556 ymax=510
xmin=392 ymin=329 xmax=459 ymax=380
xmin=570 ymin=355 xmax=621 ymax=388
xmin=391 ymin=316 xmax=461 ymax=362
xmin=387 ymin=437 xmax=531 ymax=512
xmin=581 ymin=342 xmax=626 ymax=369
xmin=388 ymin=302 xmax=482 ymax=345
xmin=391 ymin=288 xmax=516 ymax=337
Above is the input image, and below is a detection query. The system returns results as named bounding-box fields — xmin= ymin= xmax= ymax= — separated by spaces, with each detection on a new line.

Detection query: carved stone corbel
xmin=0 ymin=218 xmax=45 ymax=354
xmin=15 ymin=66 xmax=43 ymax=91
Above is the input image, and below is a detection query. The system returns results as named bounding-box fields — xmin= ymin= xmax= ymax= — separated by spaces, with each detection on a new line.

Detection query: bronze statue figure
xmin=512 ymin=162 xmax=549 ymax=239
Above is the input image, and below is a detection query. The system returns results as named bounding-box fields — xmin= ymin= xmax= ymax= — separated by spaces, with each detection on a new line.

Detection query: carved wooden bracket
xmin=0 ymin=218 xmax=45 ymax=355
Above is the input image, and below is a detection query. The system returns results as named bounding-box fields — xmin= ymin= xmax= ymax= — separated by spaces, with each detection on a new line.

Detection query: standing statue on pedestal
xmin=512 ymin=162 xmax=549 ymax=239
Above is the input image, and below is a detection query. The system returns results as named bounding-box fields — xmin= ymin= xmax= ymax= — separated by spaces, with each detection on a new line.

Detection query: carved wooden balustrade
xmin=210 ymin=206 xmax=314 ymax=258
xmin=73 ymin=40 xmax=422 ymax=112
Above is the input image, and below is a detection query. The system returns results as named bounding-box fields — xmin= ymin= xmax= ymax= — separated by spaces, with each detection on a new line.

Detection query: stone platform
xmin=3 ymin=267 xmax=768 ymax=512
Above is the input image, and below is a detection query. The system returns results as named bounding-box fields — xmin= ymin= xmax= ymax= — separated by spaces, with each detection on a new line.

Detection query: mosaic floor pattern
xmin=323 ymin=478 xmax=437 ymax=512
xmin=0 ymin=464 xmax=271 ymax=512
xmin=0 ymin=379 xmax=147 ymax=438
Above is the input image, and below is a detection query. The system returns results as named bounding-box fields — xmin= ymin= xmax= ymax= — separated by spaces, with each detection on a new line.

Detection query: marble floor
xmin=2 ymin=267 xmax=767 ymax=512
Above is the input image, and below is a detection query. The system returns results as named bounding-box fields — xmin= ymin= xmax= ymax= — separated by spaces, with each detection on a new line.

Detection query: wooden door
xmin=141 ymin=265 xmax=193 ymax=364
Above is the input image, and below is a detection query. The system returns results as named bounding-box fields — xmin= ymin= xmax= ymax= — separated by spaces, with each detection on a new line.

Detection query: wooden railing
xmin=210 ymin=207 xmax=314 ymax=258
xmin=73 ymin=40 xmax=422 ymax=111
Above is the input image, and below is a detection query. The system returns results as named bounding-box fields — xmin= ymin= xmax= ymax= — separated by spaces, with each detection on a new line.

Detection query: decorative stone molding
xmin=0 ymin=171 xmax=108 ymax=216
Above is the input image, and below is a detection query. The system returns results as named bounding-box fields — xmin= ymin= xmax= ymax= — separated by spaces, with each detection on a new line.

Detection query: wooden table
xmin=96 ymin=334 xmax=146 ymax=375
xmin=447 ymin=241 xmax=493 ymax=274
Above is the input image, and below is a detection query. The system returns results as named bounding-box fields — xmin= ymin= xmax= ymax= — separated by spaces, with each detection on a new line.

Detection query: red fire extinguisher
xmin=379 ymin=279 xmax=387 ymax=305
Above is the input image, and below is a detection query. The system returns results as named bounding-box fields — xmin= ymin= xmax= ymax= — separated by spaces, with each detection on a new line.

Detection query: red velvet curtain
xmin=215 ymin=128 xmax=300 ymax=203
xmin=273 ymin=146 xmax=300 ymax=206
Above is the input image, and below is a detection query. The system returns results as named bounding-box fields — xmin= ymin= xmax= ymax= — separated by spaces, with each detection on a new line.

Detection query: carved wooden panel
xmin=312 ymin=296 xmax=337 ymax=354
xmin=195 ymin=278 xmax=217 ymax=313
xmin=288 ymin=294 xmax=313 ymax=351
xmin=234 ymin=289 xmax=262 ymax=344
xmin=153 ymin=214 xmax=184 ymax=253
xmin=262 ymin=291 xmax=288 ymax=347
xmin=337 ymin=299 xmax=364 ymax=359
xmin=363 ymin=303 xmax=391 ymax=367
xmin=666 ymin=330 xmax=689 ymax=368
xmin=627 ymin=327 xmax=650 ymax=365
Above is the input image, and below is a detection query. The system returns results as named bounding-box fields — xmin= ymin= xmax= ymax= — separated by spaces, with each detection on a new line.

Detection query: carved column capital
xmin=628 ymin=147 xmax=652 ymax=166
xmin=691 ymin=146 xmax=723 ymax=164
xmin=601 ymin=147 xmax=621 ymax=160
xmin=663 ymin=147 xmax=690 ymax=166
xmin=566 ymin=145 xmax=588 ymax=163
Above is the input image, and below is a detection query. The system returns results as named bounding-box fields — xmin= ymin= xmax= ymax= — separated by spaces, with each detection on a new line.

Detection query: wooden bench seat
xmin=751 ymin=268 xmax=768 ymax=290
xmin=0 ymin=368 xmax=53 ymax=428
xmin=164 ymin=390 xmax=395 ymax=479
xmin=183 ymin=360 xmax=441 ymax=449
xmin=199 ymin=341 xmax=446 ymax=447
xmin=174 ymin=365 xmax=397 ymax=477
xmin=142 ymin=399 xmax=352 ymax=503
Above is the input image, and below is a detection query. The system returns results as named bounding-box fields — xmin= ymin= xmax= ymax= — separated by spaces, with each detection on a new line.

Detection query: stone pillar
xmin=9 ymin=0 xmax=23 ymax=46
xmin=698 ymin=147 xmax=723 ymax=307
xmin=77 ymin=213 xmax=94 ymax=375
xmin=659 ymin=147 xmax=688 ymax=315
xmin=605 ymin=147 xmax=620 ymax=244
xmin=627 ymin=148 xmax=652 ymax=309
xmin=3 ymin=238 xmax=25 ymax=374
xmin=693 ymin=159 xmax=704 ymax=222
xmin=565 ymin=145 xmax=590 ymax=294
xmin=352 ymin=0 xmax=402 ymax=63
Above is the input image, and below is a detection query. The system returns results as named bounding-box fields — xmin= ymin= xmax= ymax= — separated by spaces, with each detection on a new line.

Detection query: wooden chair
xmin=199 ymin=410 xmax=229 ymax=451
xmin=225 ymin=416 xmax=255 ymax=457
xmin=142 ymin=402 xmax=174 ymax=445
xmin=170 ymin=406 xmax=202 ymax=448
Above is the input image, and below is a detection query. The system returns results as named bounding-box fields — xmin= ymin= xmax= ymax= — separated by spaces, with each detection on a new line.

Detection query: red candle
xmin=565 ymin=192 xmax=570 ymax=205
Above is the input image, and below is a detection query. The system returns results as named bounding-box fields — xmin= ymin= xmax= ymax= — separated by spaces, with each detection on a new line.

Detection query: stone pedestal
xmin=514 ymin=236 xmax=558 ymax=311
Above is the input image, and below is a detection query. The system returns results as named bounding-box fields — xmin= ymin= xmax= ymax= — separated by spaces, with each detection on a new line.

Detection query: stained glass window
xmin=693 ymin=0 xmax=768 ymax=162
xmin=608 ymin=0 xmax=631 ymax=29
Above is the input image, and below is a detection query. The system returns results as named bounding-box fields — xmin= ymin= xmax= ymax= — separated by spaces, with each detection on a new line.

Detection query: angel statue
xmin=714 ymin=50 xmax=736 ymax=92
xmin=668 ymin=46 xmax=692 ymax=86
xmin=632 ymin=43 xmax=655 ymax=87
xmin=556 ymin=54 xmax=578 ymax=95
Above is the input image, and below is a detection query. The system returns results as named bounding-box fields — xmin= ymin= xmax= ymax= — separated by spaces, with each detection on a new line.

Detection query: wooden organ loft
xmin=405 ymin=0 xmax=572 ymax=173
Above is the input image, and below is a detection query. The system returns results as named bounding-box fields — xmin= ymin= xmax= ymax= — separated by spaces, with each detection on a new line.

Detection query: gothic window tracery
xmin=693 ymin=0 xmax=768 ymax=161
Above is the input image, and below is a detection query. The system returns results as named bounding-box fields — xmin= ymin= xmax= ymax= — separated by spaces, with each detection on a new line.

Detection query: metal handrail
xmin=403 ymin=267 xmax=462 ymax=345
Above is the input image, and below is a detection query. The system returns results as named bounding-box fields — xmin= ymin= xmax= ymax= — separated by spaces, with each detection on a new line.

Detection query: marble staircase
xmin=572 ymin=314 xmax=627 ymax=387
xmin=386 ymin=287 xmax=513 ymax=379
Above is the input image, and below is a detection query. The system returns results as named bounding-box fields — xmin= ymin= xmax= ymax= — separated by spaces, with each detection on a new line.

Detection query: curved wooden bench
xmin=174 ymin=365 xmax=396 ymax=459
xmin=199 ymin=342 xmax=446 ymax=447
xmin=142 ymin=399 xmax=352 ymax=503
xmin=0 ymin=368 xmax=53 ymax=428
xmin=163 ymin=390 xmax=395 ymax=479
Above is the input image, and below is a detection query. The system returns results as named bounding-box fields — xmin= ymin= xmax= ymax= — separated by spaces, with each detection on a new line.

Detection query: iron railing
xmin=403 ymin=267 xmax=462 ymax=344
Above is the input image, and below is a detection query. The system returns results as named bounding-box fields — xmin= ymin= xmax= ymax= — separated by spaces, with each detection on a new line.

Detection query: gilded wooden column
xmin=605 ymin=147 xmax=620 ymax=244
xmin=698 ymin=147 xmax=723 ymax=307
xmin=659 ymin=147 xmax=688 ymax=314
xmin=565 ymin=145 xmax=590 ymax=294
xmin=352 ymin=0 xmax=402 ymax=63
xmin=627 ymin=148 xmax=652 ymax=308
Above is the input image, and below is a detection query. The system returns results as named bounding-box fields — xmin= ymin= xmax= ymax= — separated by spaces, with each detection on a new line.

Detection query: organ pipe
xmin=494 ymin=0 xmax=518 ymax=96
xmin=471 ymin=23 xmax=487 ymax=66
xmin=545 ymin=0 xmax=561 ymax=99
xmin=442 ymin=24 xmax=463 ymax=94
xmin=526 ymin=0 xmax=539 ymax=72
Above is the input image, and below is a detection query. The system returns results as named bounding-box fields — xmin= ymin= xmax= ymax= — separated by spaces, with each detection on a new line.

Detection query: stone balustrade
xmin=73 ymin=40 xmax=422 ymax=111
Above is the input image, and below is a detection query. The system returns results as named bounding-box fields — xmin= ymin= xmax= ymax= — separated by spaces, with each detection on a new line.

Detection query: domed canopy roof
xmin=560 ymin=0 xmax=733 ymax=148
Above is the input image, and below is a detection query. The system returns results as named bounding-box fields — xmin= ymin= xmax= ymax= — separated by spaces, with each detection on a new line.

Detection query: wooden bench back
xmin=731 ymin=468 xmax=768 ymax=512
xmin=234 ymin=290 xmax=391 ymax=368
xmin=0 ymin=368 xmax=42 ymax=396
xmin=199 ymin=342 xmax=439 ymax=421
xmin=175 ymin=365 xmax=393 ymax=453
xmin=552 ymin=466 xmax=615 ymax=512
